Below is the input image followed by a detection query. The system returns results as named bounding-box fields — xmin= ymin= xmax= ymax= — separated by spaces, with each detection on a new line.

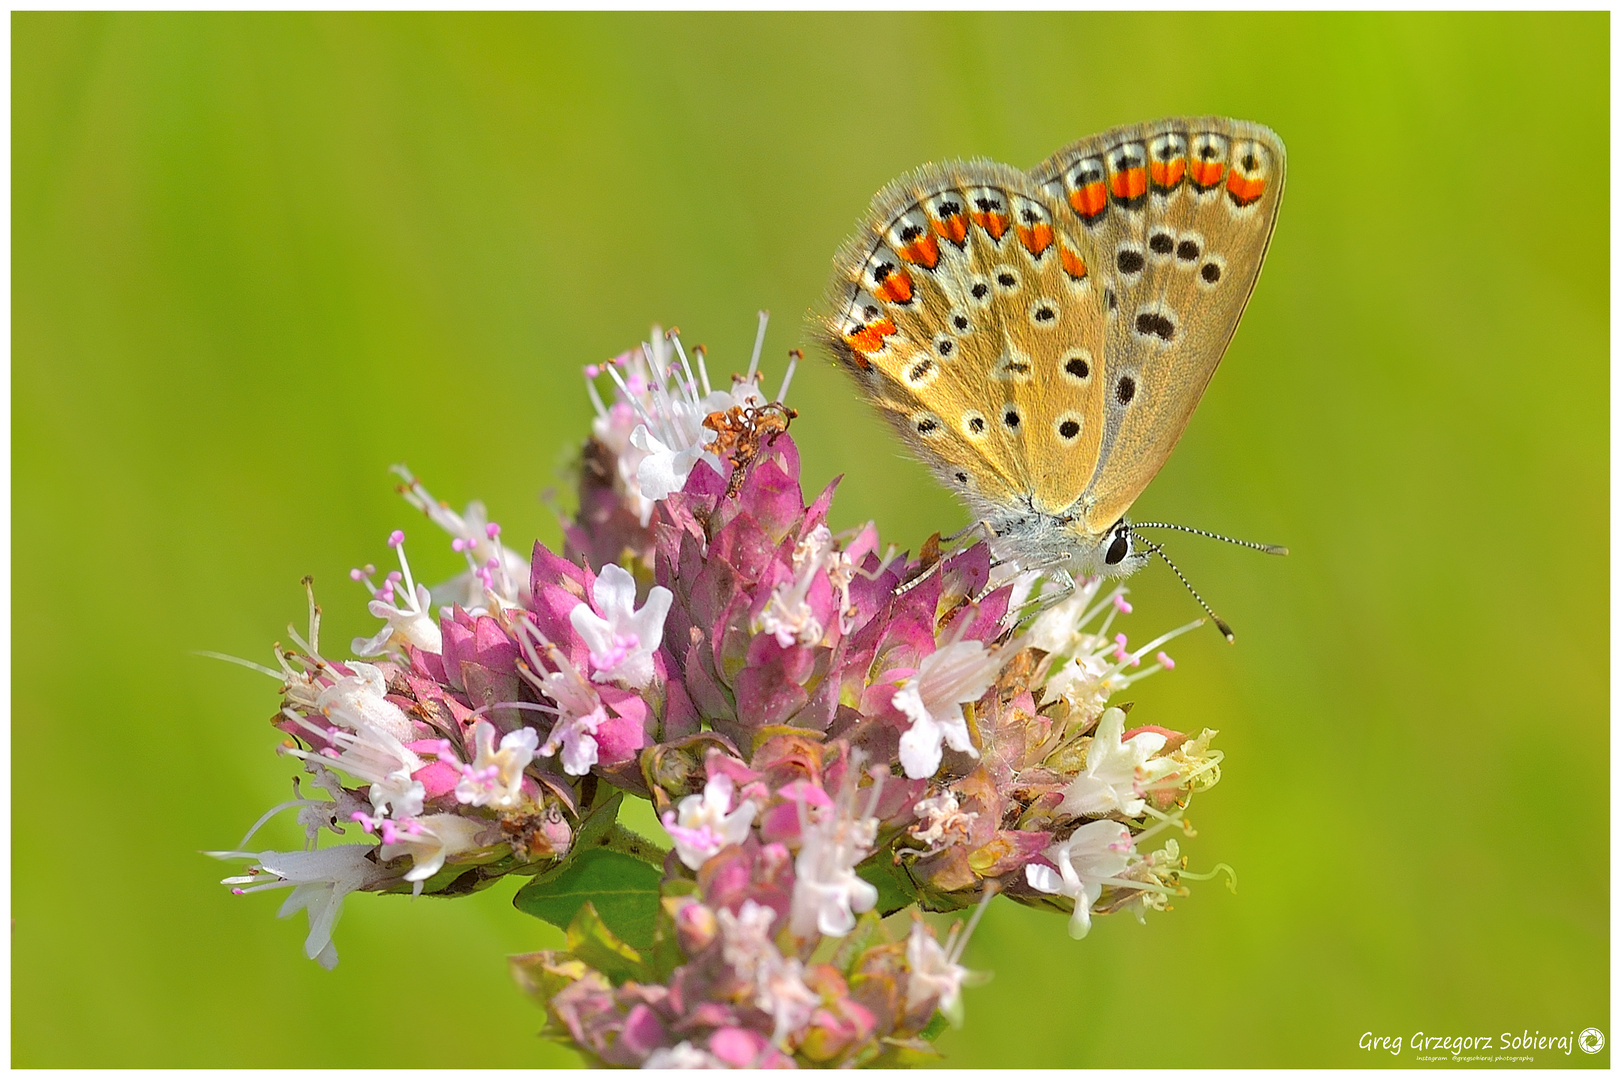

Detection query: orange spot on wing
xmin=873 ymin=266 xmax=914 ymax=304
xmin=1016 ymin=222 xmax=1053 ymax=257
xmin=970 ymin=209 xmax=1008 ymax=240
xmin=1068 ymin=183 xmax=1108 ymax=220
xmin=1149 ymin=159 xmax=1186 ymax=188
xmin=844 ymin=317 xmax=896 ymax=354
xmin=1109 ymin=167 xmax=1146 ymax=199
xmin=1189 ymin=159 xmax=1225 ymax=189
xmin=897 ymin=233 xmax=940 ymax=269
xmin=1226 ymin=172 xmax=1267 ymax=205
xmin=931 ymin=213 xmax=967 ymax=245
xmin=1059 ymin=244 xmax=1089 ymax=280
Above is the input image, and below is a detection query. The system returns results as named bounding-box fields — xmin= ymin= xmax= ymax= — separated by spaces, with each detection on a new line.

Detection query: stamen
xmin=777 ymin=349 xmax=800 ymax=402
xmin=746 ymin=309 xmax=769 ymax=383
xmin=1176 ymin=862 xmax=1238 ymax=892
xmin=666 ymin=329 xmax=702 ymax=408
xmin=584 ymin=373 xmax=609 ymax=419
xmin=949 ymin=881 xmax=999 ymax=964
xmin=694 ymin=344 xmax=712 ymax=396
xmin=604 ymin=362 xmax=656 ymax=429
xmin=193 ymin=651 xmax=283 ymax=679
xmin=233 ymin=797 xmax=319 ymax=850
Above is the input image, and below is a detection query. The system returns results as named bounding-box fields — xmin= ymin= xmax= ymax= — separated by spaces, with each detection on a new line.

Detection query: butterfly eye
xmin=1104 ymin=530 xmax=1131 ymax=565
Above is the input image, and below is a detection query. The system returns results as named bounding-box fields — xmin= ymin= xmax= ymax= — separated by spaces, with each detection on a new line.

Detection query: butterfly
xmin=818 ymin=116 xmax=1285 ymax=591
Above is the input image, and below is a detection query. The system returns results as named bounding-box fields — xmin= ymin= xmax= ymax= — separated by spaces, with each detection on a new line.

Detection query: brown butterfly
xmin=818 ymin=117 xmax=1286 ymax=604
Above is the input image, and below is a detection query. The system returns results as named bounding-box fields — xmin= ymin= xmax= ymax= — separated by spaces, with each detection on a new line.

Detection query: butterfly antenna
xmin=1131 ymin=521 xmax=1288 ymax=556
xmin=1133 ymin=535 xmax=1235 ymax=643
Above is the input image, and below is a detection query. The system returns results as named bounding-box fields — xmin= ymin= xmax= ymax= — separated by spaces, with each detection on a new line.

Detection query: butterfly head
xmin=1054 ymin=516 xmax=1151 ymax=579
xmin=986 ymin=507 xmax=1149 ymax=580
xmin=1097 ymin=518 xmax=1149 ymax=578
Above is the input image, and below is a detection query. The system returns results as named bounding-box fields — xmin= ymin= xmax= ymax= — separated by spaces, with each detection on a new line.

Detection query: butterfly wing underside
xmin=818 ymin=160 xmax=1110 ymax=525
xmin=1029 ymin=117 xmax=1287 ymax=533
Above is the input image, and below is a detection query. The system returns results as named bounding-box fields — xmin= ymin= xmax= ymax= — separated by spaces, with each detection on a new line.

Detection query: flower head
xmin=216 ymin=313 xmax=1238 ymax=1067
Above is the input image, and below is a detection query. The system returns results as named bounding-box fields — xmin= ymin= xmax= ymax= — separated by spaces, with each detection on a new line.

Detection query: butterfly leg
xmin=894 ymin=520 xmax=995 ymax=597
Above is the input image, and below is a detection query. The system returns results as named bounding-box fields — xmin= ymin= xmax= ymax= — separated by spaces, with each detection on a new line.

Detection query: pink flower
xmin=568 ymin=563 xmax=672 ymax=690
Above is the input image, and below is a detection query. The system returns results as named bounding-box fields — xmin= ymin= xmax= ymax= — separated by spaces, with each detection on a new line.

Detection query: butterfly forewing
xmin=820 ymin=160 xmax=1110 ymax=519
xmin=1030 ymin=117 xmax=1286 ymax=533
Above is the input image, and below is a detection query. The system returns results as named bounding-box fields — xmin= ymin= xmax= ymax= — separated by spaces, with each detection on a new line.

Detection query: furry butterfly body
xmin=819 ymin=117 xmax=1285 ymax=579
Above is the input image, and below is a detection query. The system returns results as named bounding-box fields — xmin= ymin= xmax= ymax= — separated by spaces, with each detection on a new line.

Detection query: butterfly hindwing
xmin=819 ymin=160 xmax=1110 ymax=521
xmin=1030 ymin=117 xmax=1286 ymax=533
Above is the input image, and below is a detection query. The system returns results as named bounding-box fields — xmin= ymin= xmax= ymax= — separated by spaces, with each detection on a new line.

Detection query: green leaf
xmin=566 ymin=901 xmax=648 ymax=984
xmin=857 ymin=855 xmax=919 ymax=916
xmin=513 ymin=846 xmax=663 ymax=955
xmin=919 ymin=1011 xmax=950 ymax=1042
xmin=650 ymin=886 xmax=698 ymax=982
xmin=572 ymin=789 xmax=626 ymax=852
xmin=830 ymin=909 xmax=887 ymax=975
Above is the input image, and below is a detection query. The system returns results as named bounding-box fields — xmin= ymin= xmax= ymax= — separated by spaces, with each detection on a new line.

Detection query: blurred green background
xmin=13 ymin=11 xmax=1607 ymax=1068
